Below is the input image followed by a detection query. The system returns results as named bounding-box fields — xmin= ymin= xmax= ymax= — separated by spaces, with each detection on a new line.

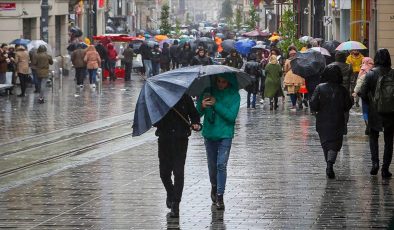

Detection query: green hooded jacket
xmin=196 ymin=73 xmax=241 ymax=140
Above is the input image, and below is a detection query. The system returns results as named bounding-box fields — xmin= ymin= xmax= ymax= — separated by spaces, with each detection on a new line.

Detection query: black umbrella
xmin=194 ymin=37 xmax=215 ymax=49
xmin=221 ymin=39 xmax=235 ymax=52
xmin=322 ymin=40 xmax=341 ymax=54
xmin=132 ymin=65 xmax=253 ymax=136
xmin=290 ymin=50 xmax=326 ymax=78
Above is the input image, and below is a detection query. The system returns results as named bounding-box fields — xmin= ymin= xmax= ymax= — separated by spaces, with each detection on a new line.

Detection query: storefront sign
xmin=0 ymin=3 xmax=16 ymax=10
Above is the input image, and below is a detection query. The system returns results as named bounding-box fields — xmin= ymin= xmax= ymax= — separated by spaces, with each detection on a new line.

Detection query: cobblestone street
xmin=0 ymin=73 xmax=393 ymax=229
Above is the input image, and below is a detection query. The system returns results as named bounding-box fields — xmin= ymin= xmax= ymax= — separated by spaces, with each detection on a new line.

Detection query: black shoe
xmin=211 ymin=185 xmax=217 ymax=204
xmin=166 ymin=196 xmax=172 ymax=209
xmin=365 ymin=127 xmax=370 ymax=135
xmin=326 ymin=163 xmax=335 ymax=179
xmin=17 ymin=94 xmax=25 ymax=97
xmin=382 ymin=169 xmax=392 ymax=178
xmin=216 ymin=194 xmax=225 ymax=210
xmin=303 ymin=99 xmax=309 ymax=108
xmin=38 ymin=98 xmax=45 ymax=104
xmin=370 ymin=163 xmax=379 ymax=175
xmin=170 ymin=202 xmax=179 ymax=218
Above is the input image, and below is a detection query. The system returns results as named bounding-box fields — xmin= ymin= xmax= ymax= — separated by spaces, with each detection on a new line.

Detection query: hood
xmin=86 ymin=45 xmax=96 ymax=52
xmin=107 ymin=43 xmax=114 ymax=49
xmin=37 ymin=45 xmax=47 ymax=53
xmin=321 ymin=64 xmax=343 ymax=84
xmin=213 ymin=72 xmax=238 ymax=90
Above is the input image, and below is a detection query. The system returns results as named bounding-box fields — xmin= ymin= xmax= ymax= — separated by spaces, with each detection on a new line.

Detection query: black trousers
xmin=18 ymin=73 xmax=29 ymax=95
xmin=158 ymin=137 xmax=188 ymax=203
xmin=75 ymin=67 xmax=86 ymax=85
xmin=369 ymin=126 xmax=394 ymax=169
xmin=124 ymin=62 xmax=132 ymax=80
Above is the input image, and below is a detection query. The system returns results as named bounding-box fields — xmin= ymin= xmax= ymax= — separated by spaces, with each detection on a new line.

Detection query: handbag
xmin=132 ymin=54 xmax=143 ymax=68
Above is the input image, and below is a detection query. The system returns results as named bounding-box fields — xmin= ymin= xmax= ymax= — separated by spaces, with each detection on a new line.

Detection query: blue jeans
xmin=247 ymin=92 xmax=256 ymax=108
xmin=152 ymin=62 xmax=160 ymax=76
xmin=88 ymin=69 xmax=97 ymax=84
xmin=143 ymin=60 xmax=152 ymax=78
xmin=204 ymin=138 xmax=232 ymax=195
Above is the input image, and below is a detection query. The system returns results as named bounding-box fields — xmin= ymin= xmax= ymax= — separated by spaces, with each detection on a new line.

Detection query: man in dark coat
xmin=154 ymin=94 xmax=200 ymax=218
xmin=170 ymin=40 xmax=179 ymax=69
xmin=122 ymin=43 xmax=134 ymax=81
xmin=139 ymin=42 xmax=153 ymax=78
xmin=360 ymin=48 xmax=394 ymax=178
xmin=310 ymin=65 xmax=353 ymax=179
xmin=244 ymin=53 xmax=261 ymax=108
xmin=191 ymin=48 xmax=213 ymax=66
xmin=178 ymin=42 xmax=194 ymax=67
xmin=223 ymin=49 xmax=243 ymax=69
xmin=95 ymin=42 xmax=108 ymax=71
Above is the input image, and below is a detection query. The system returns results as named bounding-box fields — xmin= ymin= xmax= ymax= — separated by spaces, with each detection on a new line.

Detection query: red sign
xmin=0 ymin=3 xmax=16 ymax=10
xmin=98 ymin=0 xmax=104 ymax=9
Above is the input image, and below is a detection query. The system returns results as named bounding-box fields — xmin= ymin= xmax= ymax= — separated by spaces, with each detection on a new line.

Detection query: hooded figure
xmin=196 ymin=73 xmax=240 ymax=210
xmin=310 ymin=64 xmax=353 ymax=179
xmin=191 ymin=48 xmax=213 ymax=66
xmin=33 ymin=45 xmax=53 ymax=103
xmin=178 ymin=42 xmax=194 ymax=67
xmin=223 ymin=49 xmax=243 ymax=69
xmin=264 ymin=55 xmax=284 ymax=110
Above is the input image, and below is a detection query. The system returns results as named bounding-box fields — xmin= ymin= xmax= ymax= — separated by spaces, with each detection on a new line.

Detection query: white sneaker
xmin=79 ymin=85 xmax=84 ymax=89
xmin=260 ymin=99 xmax=265 ymax=104
xmin=90 ymin=84 xmax=96 ymax=89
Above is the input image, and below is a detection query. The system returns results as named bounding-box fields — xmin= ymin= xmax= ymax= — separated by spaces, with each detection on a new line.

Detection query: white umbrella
xmin=299 ymin=36 xmax=313 ymax=43
xmin=27 ymin=40 xmax=53 ymax=56
xmin=311 ymin=47 xmax=331 ymax=56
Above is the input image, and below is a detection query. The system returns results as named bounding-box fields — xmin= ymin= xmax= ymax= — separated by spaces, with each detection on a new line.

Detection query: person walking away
xmin=244 ymin=53 xmax=262 ymax=108
xmin=151 ymin=44 xmax=161 ymax=76
xmin=360 ymin=48 xmax=394 ymax=178
xmin=153 ymin=94 xmax=200 ymax=218
xmin=310 ymin=65 xmax=353 ymax=179
xmin=178 ymin=42 xmax=194 ymax=67
xmin=283 ymin=47 xmax=303 ymax=110
xmin=354 ymin=57 xmax=374 ymax=135
xmin=191 ymin=48 xmax=213 ymax=66
xmin=170 ymin=40 xmax=179 ymax=69
xmin=95 ymin=42 xmax=108 ymax=74
xmin=331 ymin=51 xmax=353 ymax=134
xmin=84 ymin=45 xmax=101 ymax=90
xmin=107 ymin=43 xmax=118 ymax=81
xmin=29 ymin=48 xmax=40 ymax=93
xmin=196 ymin=73 xmax=241 ymax=210
xmin=139 ymin=42 xmax=153 ymax=78
xmin=264 ymin=55 xmax=283 ymax=110
xmin=160 ymin=42 xmax=171 ymax=73
xmin=259 ymin=50 xmax=270 ymax=104
xmin=122 ymin=43 xmax=133 ymax=81
xmin=71 ymin=44 xmax=87 ymax=89
xmin=14 ymin=45 xmax=30 ymax=97
xmin=0 ymin=44 xmax=9 ymax=96
xmin=223 ymin=49 xmax=243 ymax=69
xmin=33 ymin=45 xmax=53 ymax=103
xmin=346 ymin=49 xmax=364 ymax=107
xmin=6 ymin=46 xmax=16 ymax=95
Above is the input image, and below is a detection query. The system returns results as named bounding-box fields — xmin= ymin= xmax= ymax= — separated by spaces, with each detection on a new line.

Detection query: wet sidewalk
xmin=0 ymin=78 xmax=393 ymax=228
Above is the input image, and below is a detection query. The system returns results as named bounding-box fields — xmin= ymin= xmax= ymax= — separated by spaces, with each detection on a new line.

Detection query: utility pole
xmin=40 ymin=0 xmax=49 ymax=42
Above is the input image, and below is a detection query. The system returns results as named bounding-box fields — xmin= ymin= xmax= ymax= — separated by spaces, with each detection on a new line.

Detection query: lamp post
xmin=41 ymin=0 xmax=50 ymax=42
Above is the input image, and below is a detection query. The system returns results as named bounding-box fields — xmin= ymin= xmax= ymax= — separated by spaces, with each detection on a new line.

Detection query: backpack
xmin=374 ymin=69 xmax=394 ymax=114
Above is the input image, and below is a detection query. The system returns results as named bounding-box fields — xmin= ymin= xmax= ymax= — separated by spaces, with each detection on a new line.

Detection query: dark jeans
xmin=32 ymin=69 xmax=39 ymax=91
xmin=171 ymin=58 xmax=179 ymax=69
xmin=124 ymin=62 xmax=132 ymax=80
xmin=18 ymin=73 xmax=29 ymax=95
xmin=369 ymin=126 xmax=394 ymax=169
xmin=75 ymin=67 xmax=86 ymax=85
xmin=152 ymin=62 xmax=160 ymax=76
xmin=158 ymin=137 xmax=188 ymax=202
xmin=247 ymin=92 xmax=256 ymax=108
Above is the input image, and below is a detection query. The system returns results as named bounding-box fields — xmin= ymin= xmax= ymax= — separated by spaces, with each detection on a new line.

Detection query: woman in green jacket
xmin=196 ymin=73 xmax=240 ymax=210
xmin=264 ymin=55 xmax=284 ymax=110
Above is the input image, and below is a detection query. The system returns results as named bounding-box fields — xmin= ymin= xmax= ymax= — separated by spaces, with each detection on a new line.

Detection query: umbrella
xmin=10 ymin=38 xmax=31 ymax=46
xmin=221 ymin=39 xmax=235 ymax=53
xmin=299 ymin=36 xmax=313 ymax=43
xmin=234 ymin=39 xmax=256 ymax=55
xmin=322 ymin=40 xmax=341 ymax=54
xmin=242 ymin=29 xmax=270 ymax=37
xmin=268 ymin=35 xmax=281 ymax=41
xmin=155 ymin=35 xmax=169 ymax=42
xmin=27 ymin=40 xmax=53 ymax=55
xmin=335 ymin=41 xmax=367 ymax=51
xmin=195 ymin=37 xmax=215 ymax=47
xmin=147 ymin=40 xmax=159 ymax=48
xmin=132 ymin=65 xmax=253 ymax=136
xmin=311 ymin=47 xmax=331 ymax=56
xmin=290 ymin=50 xmax=326 ymax=78
xmin=216 ymin=33 xmax=225 ymax=39
xmin=251 ymin=44 xmax=268 ymax=51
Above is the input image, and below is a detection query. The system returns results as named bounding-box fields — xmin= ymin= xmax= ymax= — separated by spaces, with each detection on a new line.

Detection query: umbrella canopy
xmin=216 ymin=33 xmax=225 ymax=39
xmin=147 ymin=40 xmax=159 ymax=48
xmin=290 ymin=50 xmax=326 ymax=78
xmin=299 ymin=36 xmax=313 ymax=43
xmin=321 ymin=40 xmax=341 ymax=54
xmin=221 ymin=39 xmax=235 ymax=52
xmin=242 ymin=29 xmax=270 ymax=37
xmin=27 ymin=40 xmax=53 ymax=55
xmin=132 ymin=65 xmax=253 ymax=136
xmin=311 ymin=47 xmax=331 ymax=56
xmin=155 ymin=35 xmax=169 ymax=42
xmin=195 ymin=37 xmax=215 ymax=47
xmin=10 ymin=38 xmax=31 ymax=46
xmin=251 ymin=44 xmax=268 ymax=51
xmin=268 ymin=35 xmax=281 ymax=41
xmin=234 ymin=39 xmax=256 ymax=55
xmin=336 ymin=41 xmax=367 ymax=51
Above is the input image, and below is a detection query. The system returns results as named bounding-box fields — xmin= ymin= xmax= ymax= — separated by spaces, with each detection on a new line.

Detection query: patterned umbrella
xmin=335 ymin=41 xmax=367 ymax=51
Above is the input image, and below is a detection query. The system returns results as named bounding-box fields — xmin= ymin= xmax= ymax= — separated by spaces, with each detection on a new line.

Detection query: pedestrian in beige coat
xmin=15 ymin=46 xmax=30 ymax=97
xmin=32 ymin=45 xmax=53 ymax=103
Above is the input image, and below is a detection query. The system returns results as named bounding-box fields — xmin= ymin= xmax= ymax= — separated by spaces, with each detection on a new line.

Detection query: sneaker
xmin=79 ymin=85 xmax=84 ymax=90
xmin=38 ymin=97 xmax=45 ymax=104
xmin=259 ymin=99 xmax=264 ymax=104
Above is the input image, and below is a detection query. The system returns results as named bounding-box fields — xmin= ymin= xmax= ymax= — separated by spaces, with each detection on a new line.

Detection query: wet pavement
xmin=1 ymin=72 xmax=394 ymax=229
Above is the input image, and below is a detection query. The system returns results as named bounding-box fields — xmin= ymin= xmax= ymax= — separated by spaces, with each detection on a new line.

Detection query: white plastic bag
xmin=132 ymin=54 xmax=143 ymax=68
xmin=5 ymin=72 xmax=13 ymax=85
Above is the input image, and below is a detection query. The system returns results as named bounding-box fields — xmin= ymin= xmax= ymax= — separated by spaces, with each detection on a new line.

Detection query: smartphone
xmin=203 ymin=92 xmax=211 ymax=100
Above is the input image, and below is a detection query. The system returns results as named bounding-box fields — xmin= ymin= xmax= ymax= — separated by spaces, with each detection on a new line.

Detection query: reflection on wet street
xmin=0 ymin=74 xmax=394 ymax=229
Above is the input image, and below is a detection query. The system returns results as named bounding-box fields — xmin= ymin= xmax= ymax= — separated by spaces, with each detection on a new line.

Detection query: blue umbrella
xmin=10 ymin=38 xmax=31 ymax=46
xmin=132 ymin=65 xmax=253 ymax=136
xmin=234 ymin=39 xmax=256 ymax=55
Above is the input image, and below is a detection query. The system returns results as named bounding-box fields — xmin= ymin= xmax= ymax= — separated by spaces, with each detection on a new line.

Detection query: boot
xmin=326 ymin=150 xmax=337 ymax=179
xmin=370 ymin=162 xmax=379 ymax=175
xmin=211 ymin=185 xmax=217 ymax=204
xmin=269 ymin=101 xmax=273 ymax=111
xmin=274 ymin=98 xmax=279 ymax=110
xmin=381 ymin=168 xmax=392 ymax=178
xmin=364 ymin=121 xmax=370 ymax=135
xmin=170 ymin=202 xmax=179 ymax=218
xmin=216 ymin=194 xmax=225 ymax=210
xmin=166 ymin=194 xmax=172 ymax=209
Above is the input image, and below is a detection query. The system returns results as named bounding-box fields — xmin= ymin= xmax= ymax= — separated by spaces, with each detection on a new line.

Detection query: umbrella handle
xmin=191 ymin=123 xmax=203 ymax=132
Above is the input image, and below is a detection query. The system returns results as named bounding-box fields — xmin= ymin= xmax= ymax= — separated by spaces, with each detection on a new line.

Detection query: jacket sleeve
xmin=213 ymin=92 xmax=240 ymax=123
xmin=185 ymin=96 xmax=200 ymax=124
xmin=196 ymin=92 xmax=205 ymax=116
xmin=238 ymin=57 xmax=243 ymax=69
xmin=309 ymin=85 xmax=320 ymax=112
xmin=360 ymin=70 xmax=374 ymax=104
xmin=344 ymin=88 xmax=354 ymax=112
xmin=48 ymin=55 xmax=53 ymax=65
